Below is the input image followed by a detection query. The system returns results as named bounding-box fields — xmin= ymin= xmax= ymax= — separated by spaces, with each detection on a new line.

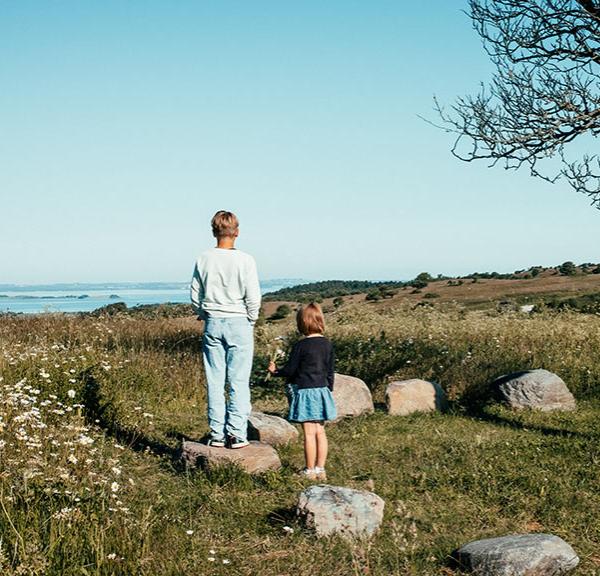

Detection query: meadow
xmin=1 ymin=301 xmax=600 ymax=575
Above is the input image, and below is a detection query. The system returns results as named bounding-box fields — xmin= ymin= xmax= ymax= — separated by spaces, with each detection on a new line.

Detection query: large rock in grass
xmin=493 ymin=369 xmax=576 ymax=412
xmin=297 ymin=485 xmax=384 ymax=538
xmin=247 ymin=411 xmax=298 ymax=446
xmin=453 ymin=533 xmax=579 ymax=575
xmin=385 ymin=379 xmax=447 ymax=416
xmin=182 ymin=440 xmax=281 ymax=474
xmin=332 ymin=373 xmax=374 ymax=421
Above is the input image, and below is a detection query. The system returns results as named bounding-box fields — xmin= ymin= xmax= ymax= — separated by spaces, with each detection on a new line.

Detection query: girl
xmin=268 ymin=303 xmax=336 ymax=481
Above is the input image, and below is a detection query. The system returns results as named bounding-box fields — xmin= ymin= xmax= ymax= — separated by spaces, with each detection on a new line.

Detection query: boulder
xmin=453 ymin=533 xmax=579 ymax=575
xmin=247 ymin=411 xmax=299 ymax=446
xmin=332 ymin=373 xmax=374 ymax=421
xmin=297 ymin=485 xmax=384 ymax=538
xmin=182 ymin=440 xmax=281 ymax=474
xmin=385 ymin=379 xmax=447 ymax=416
xmin=493 ymin=369 xmax=576 ymax=411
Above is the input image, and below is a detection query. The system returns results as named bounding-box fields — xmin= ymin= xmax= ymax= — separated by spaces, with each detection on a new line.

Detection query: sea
xmin=0 ymin=280 xmax=303 ymax=314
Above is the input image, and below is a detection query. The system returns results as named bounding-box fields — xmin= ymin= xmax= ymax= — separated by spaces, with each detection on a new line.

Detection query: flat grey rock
xmin=247 ymin=411 xmax=299 ymax=445
xmin=297 ymin=484 xmax=384 ymax=538
xmin=454 ymin=533 xmax=579 ymax=575
xmin=494 ymin=369 xmax=576 ymax=411
xmin=385 ymin=379 xmax=447 ymax=416
xmin=182 ymin=440 xmax=281 ymax=474
xmin=332 ymin=373 xmax=374 ymax=421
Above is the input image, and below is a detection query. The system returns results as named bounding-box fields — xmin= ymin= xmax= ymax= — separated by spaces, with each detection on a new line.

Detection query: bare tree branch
xmin=438 ymin=0 xmax=600 ymax=207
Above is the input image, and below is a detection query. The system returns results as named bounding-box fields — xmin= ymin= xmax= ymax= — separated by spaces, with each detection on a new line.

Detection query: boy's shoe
xmin=228 ymin=437 xmax=250 ymax=449
xmin=206 ymin=438 xmax=226 ymax=448
xmin=314 ymin=467 xmax=327 ymax=482
xmin=297 ymin=468 xmax=317 ymax=481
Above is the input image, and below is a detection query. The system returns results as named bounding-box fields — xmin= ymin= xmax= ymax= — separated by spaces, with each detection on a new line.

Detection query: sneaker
xmin=297 ymin=468 xmax=317 ymax=481
xmin=314 ymin=467 xmax=327 ymax=481
xmin=229 ymin=437 xmax=250 ymax=449
xmin=206 ymin=438 xmax=226 ymax=448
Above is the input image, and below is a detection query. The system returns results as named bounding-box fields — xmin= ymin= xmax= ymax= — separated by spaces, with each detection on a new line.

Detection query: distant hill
xmin=261 ymin=261 xmax=600 ymax=306
xmin=263 ymin=280 xmax=405 ymax=302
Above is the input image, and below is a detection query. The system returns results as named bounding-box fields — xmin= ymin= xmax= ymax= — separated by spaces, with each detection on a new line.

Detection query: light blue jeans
xmin=202 ymin=317 xmax=254 ymax=442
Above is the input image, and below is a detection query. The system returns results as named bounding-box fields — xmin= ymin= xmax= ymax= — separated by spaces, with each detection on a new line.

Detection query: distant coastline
xmin=0 ymin=279 xmax=307 ymax=314
xmin=0 ymin=279 xmax=305 ymax=294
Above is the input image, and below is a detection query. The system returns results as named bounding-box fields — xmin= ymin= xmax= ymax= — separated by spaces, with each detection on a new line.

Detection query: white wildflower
xmin=186 ymin=530 xmax=194 ymax=535
xmin=67 ymin=389 xmax=76 ymax=398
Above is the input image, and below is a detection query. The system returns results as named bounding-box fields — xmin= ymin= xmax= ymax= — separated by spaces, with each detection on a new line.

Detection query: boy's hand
xmin=268 ymin=361 xmax=276 ymax=374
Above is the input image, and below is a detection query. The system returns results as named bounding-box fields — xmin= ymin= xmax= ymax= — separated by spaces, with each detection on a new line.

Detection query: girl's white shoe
xmin=314 ymin=466 xmax=327 ymax=481
xmin=298 ymin=467 xmax=317 ymax=481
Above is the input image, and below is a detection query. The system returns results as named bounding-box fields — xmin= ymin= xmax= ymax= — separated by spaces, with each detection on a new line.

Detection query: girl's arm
xmin=327 ymin=346 xmax=335 ymax=390
xmin=271 ymin=344 xmax=302 ymax=379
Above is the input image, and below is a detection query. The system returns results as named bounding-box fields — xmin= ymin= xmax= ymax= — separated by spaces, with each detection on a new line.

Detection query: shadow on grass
xmin=81 ymin=369 xmax=190 ymax=472
xmin=267 ymin=506 xmax=297 ymax=528
xmin=465 ymin=403 xmax=594 ymax=440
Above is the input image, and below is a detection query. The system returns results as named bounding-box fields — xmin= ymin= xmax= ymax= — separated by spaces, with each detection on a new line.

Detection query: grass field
xmin=1 ymin=300 xmax=600 ymax=575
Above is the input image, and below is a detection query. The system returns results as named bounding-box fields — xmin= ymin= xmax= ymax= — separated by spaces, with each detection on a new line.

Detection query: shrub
xmin=268 ymin=304 xmax=292 ymax=321
xmin=410 ymin=272 xmax=432 ymax=289
xmin=365 ymin=290 xmax=382 ymax=302
xmin=559 ymin=261 xmax=578 ymax=276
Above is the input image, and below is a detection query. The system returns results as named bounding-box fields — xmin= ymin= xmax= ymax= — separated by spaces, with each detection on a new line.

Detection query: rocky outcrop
xmin=453 ymin=533 xmax=579 ymax=575
xmin=247 ymin=411 xmax=298 ymax=446
xmin=332 ymin=374 xmax=374 ymax=421
xmin=493 ymin=369 xmax=576 ymax=411
xmin=385 ymin=379 xmax=447 ymax=416
xmin=182 ymin=440 xmax=281 ymax=474
xmin=297 ymin=485 xmax=384 ymax=538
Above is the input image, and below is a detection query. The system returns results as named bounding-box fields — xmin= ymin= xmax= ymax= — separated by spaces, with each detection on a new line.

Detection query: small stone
xmin=385 ymin=379 xmax=447 ymax=416
xmin=493 ymin=369 xmax=576 ymax=411
xmin=247 ymin=411 xmax=299 ymax=445
xmin=332 ymin=373 xmax=374 ymax=421
xmin=182 ymin=440 xmax=281 ymax=474
xmin=297 ymin=485 xmax=384 ymax=538
xmin=453 ymin=533 xmax=579 ymax=575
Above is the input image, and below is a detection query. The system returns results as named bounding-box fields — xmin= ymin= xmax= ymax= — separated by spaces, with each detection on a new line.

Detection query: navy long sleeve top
xmin=274 ymin=336 xmax=335 ymax=390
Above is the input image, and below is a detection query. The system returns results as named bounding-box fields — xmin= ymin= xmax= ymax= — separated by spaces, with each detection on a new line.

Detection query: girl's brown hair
xmin=296 ymin=303 xmax=325 ymax=336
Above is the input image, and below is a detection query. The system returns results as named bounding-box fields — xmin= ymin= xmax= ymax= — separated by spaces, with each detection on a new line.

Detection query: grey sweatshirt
xmin=190 ymin=248 xmax=261 ymax=323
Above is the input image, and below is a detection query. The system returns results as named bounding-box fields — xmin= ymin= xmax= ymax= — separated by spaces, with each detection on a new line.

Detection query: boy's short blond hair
xmin=296 ymin=303 xmax=325 ymax=336
xmin=211 ymin=211 xmax=239 ymax=238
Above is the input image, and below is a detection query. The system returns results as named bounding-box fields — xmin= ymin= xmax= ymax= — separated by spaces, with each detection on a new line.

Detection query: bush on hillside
xmin=268 ymin=304 xmax=292 ymax=321
xmin=559 ymin=261 xmax=578 ymax=276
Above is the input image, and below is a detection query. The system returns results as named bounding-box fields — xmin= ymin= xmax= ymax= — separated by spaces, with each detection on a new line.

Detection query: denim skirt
xmin=287 ymin=384 xmax=337 ymax=423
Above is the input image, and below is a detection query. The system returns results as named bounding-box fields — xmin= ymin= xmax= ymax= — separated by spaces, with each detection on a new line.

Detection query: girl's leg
xmin=302 ymin=422 xmax=317 ymax=469
xmin=315 ymin=422 xmax=328 ymax=469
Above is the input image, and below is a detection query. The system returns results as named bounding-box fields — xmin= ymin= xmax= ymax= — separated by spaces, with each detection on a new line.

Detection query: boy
xmin=190 ymin=210 xmax=261 ymax=448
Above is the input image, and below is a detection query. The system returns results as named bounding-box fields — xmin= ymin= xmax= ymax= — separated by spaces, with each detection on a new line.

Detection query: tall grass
xmin=1 ymin=304 xmax=600 ymax=574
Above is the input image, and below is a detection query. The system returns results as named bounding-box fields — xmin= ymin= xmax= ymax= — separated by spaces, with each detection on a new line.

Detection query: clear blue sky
xmin=1 ymin=1 xmax=598 ymax=284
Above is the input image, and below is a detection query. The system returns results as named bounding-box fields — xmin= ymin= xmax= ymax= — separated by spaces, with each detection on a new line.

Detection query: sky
xmin=1 ymin=1 xmax=599 ymax=284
